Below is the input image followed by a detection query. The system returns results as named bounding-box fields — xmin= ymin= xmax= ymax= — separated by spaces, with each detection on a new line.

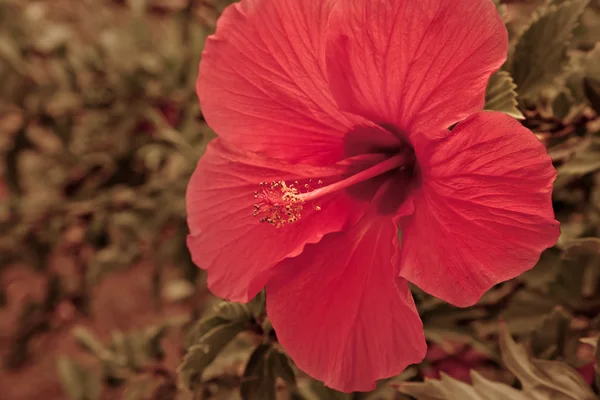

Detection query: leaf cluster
xmin=0 ymin=0 xmax=218 ymax=371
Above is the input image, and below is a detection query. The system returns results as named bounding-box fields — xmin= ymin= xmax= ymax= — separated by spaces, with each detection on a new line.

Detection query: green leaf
xmin=423 ymin=374 xmax=480 ymax=400
xmin=499 ymin=322 xmax=553 ymax=389
xmin=552 ymin=91 xmax=575 ymax=120
xmin=214 ymin=301 xmax=252 ymax=322
xmin=397 ymin=371 xmax=529 ymax=400
xmin=519 ymin=249 xmax=562 ymax=290
xmin=499 ymin=322 xmax=596 ymax=400
xmin=532 ymin=358 xmax=597 ymax=399
xmin=560 ymin=51 xmax=589 ymax=114
xmin=186 ymin=303 xmax=252 ymax=349
xmin=584 ymin=43 xmax=600 ymax=113
xmin=73 ymin=327 xmax=156 ymax=383
xmin=397 ymin=379 xmax=447 ymax=400
xmin=555 ymin=139 xmax=600 ymax=188
xmin=110 ymin=331 xmax=145 ymax=370
xmin=485 ymin=71 xmax=525 ymax=119
xmin=510 ymin=0 xmax=590 ymax=101
xmin=71 ymin=326 xmax=113 ymax=361
xmin=547 ymin=254 xmax=591 ymax=307
xmin=563 ymin=237 xmax=600 ymax=257
xmin=424 ymin=327 xmax=499 ymax=362
xmin=270 ymin=349 xmax=296 ymax=386
xmin=470 ymin=371 xmax=530 ymax=400
xmin=531 ymin=306 xmax=571 ymax=359
xmin=143 ymin=324 xmax=169 ymax=361
xmin=240 ymin=344 xmax=276 ymax=400
xmin=248 ymin=290 xmax=266 ymax=320
xmin=56 ymin=357 xmax=101 ymax=400
xmin=584 ymin=77 xmax=600 ymax=113
xmin=497 ymin=290 xmax=558 ymax=336
xmin=185 ymin=315 xmax=229 ymax=348
xmin=177 ymin=319 xmax=246 ymax=391
xmin=261 ymin=317 xmax=274 ymax=336
xmin=57 ymin=357 xmax=86 ymax=400
xmin=0 ymin=36 xmax=27 ymax=73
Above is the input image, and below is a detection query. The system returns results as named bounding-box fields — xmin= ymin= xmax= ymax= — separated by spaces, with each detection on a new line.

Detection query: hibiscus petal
xmin=325 ymin=0 xmax=508 ymax=134
xmin=266 ymin=212 xmax=426 ymax=392
xmin=399 ymin=112 xmax=560 ymax=307
xmin=198 ymin=0 xmax=391 ymax=164
xmin=186 ymin=139 xmax=381 ymax=303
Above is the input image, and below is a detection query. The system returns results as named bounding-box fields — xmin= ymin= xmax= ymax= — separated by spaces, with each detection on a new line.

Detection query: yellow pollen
xmin=253 ymin=181 xmax=309 ymax=228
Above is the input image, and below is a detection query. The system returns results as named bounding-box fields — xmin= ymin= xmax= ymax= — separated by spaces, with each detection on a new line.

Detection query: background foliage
xmin=1 ymin=0 xmax=600 ymax=399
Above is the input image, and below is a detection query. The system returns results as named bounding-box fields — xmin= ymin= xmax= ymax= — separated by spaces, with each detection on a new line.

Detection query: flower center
xmin=253 ymin=152 xmax=414 ymax=228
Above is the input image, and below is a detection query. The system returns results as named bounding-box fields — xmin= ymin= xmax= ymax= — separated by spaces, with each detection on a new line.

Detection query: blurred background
xmin=1 ymin=0 xmax=600 ymax=399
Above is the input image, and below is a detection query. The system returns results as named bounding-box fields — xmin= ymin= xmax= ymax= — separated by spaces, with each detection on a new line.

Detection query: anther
xmin=252 ymin=180 xmax=305 ymax=228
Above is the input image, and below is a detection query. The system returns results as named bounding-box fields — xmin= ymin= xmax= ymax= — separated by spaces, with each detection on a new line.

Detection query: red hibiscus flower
xmin=186 ymin=0 xmax=560 ymax=392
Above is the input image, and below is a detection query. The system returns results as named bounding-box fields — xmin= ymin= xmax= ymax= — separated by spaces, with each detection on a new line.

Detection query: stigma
xmin=252 ymin=152 xmax=413 ymax=228
xmin=252 ymin=181 xmax=301 ymax=228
